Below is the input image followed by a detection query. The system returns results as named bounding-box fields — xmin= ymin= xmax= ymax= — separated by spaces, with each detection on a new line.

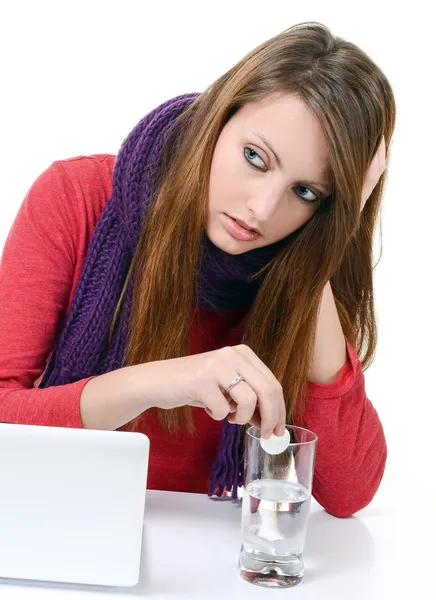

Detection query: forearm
xmin=309 ymin=404 xmax=386 ymax=518
xmin=80 ymin=362 xmax=155 ymax=430
xmin=308 ymin=280 xmax=348 ymax=384
xmin=301 ymin=350 xmax=387 ymax=517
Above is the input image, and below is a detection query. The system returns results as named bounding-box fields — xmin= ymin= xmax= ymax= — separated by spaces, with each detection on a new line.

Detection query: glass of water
xmin=239 ymin=425 xmax=318 ymax=588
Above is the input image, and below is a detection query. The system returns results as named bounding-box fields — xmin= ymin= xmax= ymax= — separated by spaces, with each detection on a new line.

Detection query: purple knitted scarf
xmin=39 ymin=93 xmax=282 ymax=499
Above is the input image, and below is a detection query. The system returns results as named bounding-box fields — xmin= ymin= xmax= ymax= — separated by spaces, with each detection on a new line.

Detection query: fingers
xmin=273 ymin=395 xmax=287 ymax=437
xmin=233 ymin=345 xmax=286 ymax=437
xmin=378 ymin=135 xmax=386 ymax=171
xmin=232 ymin=344 xmax=276 ymax=380
xmin=249 ymin=406 xmax=261 ymax=429
xmin=190 ymin=345 xmax=286 ymax=439
xmin=361 ymin=135 xmax=387 ymax=212
xmin=250 ymin=375 xmax=279 ymax=439
xmin=225 ymin=381 xmax=257 ymax=426
xmin=226 ymin=346 xmax=285 ymax=439
xmin=201 ymin=387 xmax=233 ymax=421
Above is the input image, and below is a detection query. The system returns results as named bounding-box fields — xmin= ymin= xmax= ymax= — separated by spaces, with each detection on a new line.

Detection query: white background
xmin=0 ymin=0 xmax=434 ymax=510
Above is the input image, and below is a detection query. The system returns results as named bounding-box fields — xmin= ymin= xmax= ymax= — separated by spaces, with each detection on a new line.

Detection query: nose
xmin=246 ymin=186 xmax=283 ymax=223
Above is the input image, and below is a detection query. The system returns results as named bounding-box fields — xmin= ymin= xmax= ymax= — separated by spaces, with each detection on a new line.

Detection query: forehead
xmin=233 ymin=92 xmax=332 ymax=178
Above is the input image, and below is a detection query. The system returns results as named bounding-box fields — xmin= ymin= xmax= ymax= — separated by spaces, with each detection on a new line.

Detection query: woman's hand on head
xmin=145 ymin=344 xmax=286 ymax=439
xmin=361 ymin=135 xmax=387 ymax=212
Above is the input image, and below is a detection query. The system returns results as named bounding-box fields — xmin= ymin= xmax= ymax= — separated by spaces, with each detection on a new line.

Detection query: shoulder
xmin=24 ymin=153 xmax=116 ymax=209
xmin=14 ymin=154 xmax=116 ymax=267
xmin=53 ymin=152 xmax=116 ymax=177
xmin=49 ymin=154 xmax=116 ymax=204
xmin=23 ymin=153 xmax=116 ymax=231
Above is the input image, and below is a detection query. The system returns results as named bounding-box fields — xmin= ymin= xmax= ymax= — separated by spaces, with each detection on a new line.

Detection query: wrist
xmin=122 ymin=361 xmax=159 ymax=412
xmin=80 ymin=362 xmax=158 ymax=430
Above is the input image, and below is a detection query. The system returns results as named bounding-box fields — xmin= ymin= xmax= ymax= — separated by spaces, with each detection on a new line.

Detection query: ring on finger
xmin=226 ymin=374 xmax=245 ymax=393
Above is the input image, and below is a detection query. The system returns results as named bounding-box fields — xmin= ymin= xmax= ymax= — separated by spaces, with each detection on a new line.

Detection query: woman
xmin=0 ymin=22 xmax=394 ymax=517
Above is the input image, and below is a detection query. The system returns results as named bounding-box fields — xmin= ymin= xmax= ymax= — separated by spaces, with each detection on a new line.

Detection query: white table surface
xmin=0 ymin=487 xmax=433 ymax=600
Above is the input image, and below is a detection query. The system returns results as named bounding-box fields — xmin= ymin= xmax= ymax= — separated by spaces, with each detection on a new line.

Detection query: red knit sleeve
xmin=298 ymin=337 xmax=387 ymax=518
xmin=0 ymin=162 xmax=96 ymax=427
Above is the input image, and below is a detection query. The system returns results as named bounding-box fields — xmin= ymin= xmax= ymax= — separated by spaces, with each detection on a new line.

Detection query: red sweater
xmin=0 ymin=155 xmax=387 ymax=517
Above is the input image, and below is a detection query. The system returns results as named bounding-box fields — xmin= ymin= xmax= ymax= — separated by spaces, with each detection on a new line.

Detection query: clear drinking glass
xmin=239 ymin=425 xmax=318 ymax=588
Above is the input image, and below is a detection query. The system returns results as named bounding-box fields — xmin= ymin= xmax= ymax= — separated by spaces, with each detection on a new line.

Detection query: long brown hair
xmin=111 ymin=21 xmax=396 ymax=432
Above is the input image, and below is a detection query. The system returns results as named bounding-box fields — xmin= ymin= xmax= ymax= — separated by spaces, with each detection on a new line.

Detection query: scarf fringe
xmin=208 ymin=419 xmax=244 ymax=500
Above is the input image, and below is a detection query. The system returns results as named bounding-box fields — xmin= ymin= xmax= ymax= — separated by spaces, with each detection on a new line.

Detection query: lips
xmin=231 ymin=216 xmax=260 ymax=234
xmin=223 ymin=214 xmax=261 ymax=242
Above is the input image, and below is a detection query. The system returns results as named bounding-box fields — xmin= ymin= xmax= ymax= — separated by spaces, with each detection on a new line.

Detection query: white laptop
xmin=0 ymin=423 xmax=149 ymax=587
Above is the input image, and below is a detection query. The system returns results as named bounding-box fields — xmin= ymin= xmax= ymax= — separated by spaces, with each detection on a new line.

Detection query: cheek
xmin=274 ymin=203 xmax=315 ymax=237
xmin=209 ymin=149 xmax=243 ymax=206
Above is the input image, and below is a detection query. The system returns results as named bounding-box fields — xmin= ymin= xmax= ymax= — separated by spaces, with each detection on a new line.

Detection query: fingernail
xmin=278 ymin=425 xmax=286 ymax=436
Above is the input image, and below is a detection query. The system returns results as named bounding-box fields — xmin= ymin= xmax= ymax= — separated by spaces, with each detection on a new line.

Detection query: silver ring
xmin=226 ymin=375 xmax=244 ymax=393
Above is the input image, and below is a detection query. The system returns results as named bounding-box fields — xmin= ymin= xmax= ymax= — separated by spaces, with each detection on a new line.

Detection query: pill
xmin=260 ymin=429 xmax=291 ymax=455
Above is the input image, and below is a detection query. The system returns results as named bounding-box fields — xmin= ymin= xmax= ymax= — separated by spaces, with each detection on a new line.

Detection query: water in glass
xmin=239 ymin=478 xmax=311 ymax=588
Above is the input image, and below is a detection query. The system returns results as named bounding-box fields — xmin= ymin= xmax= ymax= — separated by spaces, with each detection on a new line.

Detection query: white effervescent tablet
xmin=260 ymin=429 xmax=291 ymax=455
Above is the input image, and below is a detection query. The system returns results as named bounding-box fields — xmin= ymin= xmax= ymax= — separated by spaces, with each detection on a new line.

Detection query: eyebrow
xmin=253 ymin=132 xmax=332 ymax=195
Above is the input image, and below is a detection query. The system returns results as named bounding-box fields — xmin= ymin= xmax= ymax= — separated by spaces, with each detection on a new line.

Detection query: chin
xmin=207 ymin=232 xmax=244 ymax=255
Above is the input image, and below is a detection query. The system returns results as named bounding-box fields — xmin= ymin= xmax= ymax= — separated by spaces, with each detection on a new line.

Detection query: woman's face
xmin=207 ymin=92 xmax=333 ymax=255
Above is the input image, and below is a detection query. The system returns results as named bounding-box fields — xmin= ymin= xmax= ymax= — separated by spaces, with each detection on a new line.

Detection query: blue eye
xmin=295 ymin=185 xmax=318 ymax=204
xmin=244 ymin=147 xmax=267 ymax=171
xmin=244 ymin=146 xmax=320 ymax=205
